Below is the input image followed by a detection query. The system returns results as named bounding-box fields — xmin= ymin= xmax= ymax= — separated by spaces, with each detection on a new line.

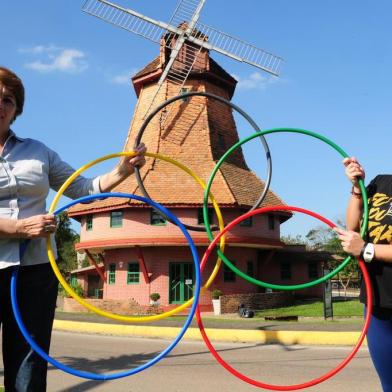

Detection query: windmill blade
xmin=82 ymin=0 xmax=282 ymax=76
xmin=168 ymin=0 xmax=206 ymax=29
xmin=189 ymin=21 xmax=283 ymax=76
xmin=82 ymin=0 xmax=174 ymax=44
xmin=143 ymin=0 xmax=206 ymax=119
xmin=157 ymin=0 xmax=206 ymax=85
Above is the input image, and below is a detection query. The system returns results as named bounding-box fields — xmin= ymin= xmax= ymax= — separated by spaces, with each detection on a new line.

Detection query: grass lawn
xmin=56 ymin=299 xmax=364 ymax=324
xmin=255 ymin=299 xmax=363 ymax=318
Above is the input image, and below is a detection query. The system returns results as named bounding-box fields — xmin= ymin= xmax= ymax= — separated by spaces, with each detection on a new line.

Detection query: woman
xmin=336 ymin=157 xmax=392 ymax=392
xmin=0 ymin=66 xmax=146 ymax=391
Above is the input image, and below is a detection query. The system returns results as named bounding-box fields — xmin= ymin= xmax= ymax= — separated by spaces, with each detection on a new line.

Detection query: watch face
xmin=364 ymin=243 xmax=375 ymax=262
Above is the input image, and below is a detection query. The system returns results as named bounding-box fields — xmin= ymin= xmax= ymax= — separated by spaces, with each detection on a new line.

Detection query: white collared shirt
xmin=0 ymin=130 xmax=100 ymax=268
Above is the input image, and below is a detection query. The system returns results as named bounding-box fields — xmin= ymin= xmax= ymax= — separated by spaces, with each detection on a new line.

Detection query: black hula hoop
xmin=133 ymin=91 xmax=272 ymax=232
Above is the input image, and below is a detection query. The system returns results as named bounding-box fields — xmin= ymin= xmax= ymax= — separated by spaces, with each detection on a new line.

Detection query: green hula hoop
xmin=203 ymin=127 xmax=368 ymax=290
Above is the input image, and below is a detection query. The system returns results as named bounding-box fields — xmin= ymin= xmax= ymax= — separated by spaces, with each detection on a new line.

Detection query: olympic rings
xmin=196 ymin=205 xmax=373 ymax=391
xmin=203 ymin=128 xmax=369 ymax=290
xmin=11 ymin=192 xmax=201 ymax=380
xmin=9 ymin=112 xmax=371 ymax=387
xmin=133 ymin=91 xmax=273 ymax=232
xmin=48 ymin=153 xmax=227 ymax=322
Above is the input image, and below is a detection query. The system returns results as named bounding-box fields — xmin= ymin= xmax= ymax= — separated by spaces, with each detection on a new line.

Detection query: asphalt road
xmin=0 ymin=331 xmax=381 ymax=392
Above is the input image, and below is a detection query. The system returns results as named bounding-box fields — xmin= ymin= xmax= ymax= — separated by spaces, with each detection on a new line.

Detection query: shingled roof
xmin=68 ymin=159 xmax=284 ymax=215
xmin=132 ymin=55 xmax=237 ymax=98
xmin=132 ymin=57 xmax=161 ymax=80
xmin=133 ymin=55 xmax=237 ymax=84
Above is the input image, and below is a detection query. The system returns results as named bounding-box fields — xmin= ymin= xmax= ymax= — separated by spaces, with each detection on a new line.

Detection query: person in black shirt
xmin=335 ymin=157 xmax=392 ymax=392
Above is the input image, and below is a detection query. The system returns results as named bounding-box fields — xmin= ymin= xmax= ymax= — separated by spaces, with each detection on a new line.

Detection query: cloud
xmin=19 ymin=45 xmax=61 ymax=54
xmin=232 ymin=72 xmax=280 ymax=90
xmin=109 ymin=68 xmax=138 ymax=85
xmin=21 ymin=45 xmax=88 ymax=74
xmin=111 ymin=73 xmax=130 ymax=85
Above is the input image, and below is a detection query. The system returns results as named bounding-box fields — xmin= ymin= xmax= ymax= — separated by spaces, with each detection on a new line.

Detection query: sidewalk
xmin=53 ymin=311 xmax=367 ymax=346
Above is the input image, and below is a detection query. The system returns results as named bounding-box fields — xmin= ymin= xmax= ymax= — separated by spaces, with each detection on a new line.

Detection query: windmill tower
xmin=67 ymin=1 xmax=291 ymax=308
xmin=82 ymin=0 xmax=283 ymax=123
xmin=67 ymin=26 xmax=289 ymax=307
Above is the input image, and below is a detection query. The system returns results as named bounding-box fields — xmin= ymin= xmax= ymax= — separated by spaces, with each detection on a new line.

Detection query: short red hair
xmin=0 ymin=66 xmax=25 ymax=119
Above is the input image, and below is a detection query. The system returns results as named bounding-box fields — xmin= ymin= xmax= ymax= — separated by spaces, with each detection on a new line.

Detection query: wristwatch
xmin=360 ymin=243 xmax=375 ymax=263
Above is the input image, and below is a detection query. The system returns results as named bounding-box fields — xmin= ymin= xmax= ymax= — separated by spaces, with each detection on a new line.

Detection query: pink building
xmin=68 ymin=29 xmax=326 ymax=313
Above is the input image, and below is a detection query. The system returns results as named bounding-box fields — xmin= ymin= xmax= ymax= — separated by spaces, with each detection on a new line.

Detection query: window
xmin=151 ymin=209 xmax=167 ymax=225
xmin=217 ymin=133 xmax=226 ymax=150
xmin=86 ymin=214 xmax=93 ymax=231
xmin=127 ymin=263 xmax=140 ymax=284
xmin=308 ymin=261 xmax=318 ymax=279
xmin=223 ymin=261 xmax=236 ymax=282
xmin=280 ymin=261 xmax=291 ymax=280
xmin=70 ymin=275 xmax=78 ymax=287
xmin=246 ymin=261 xmax=254 ymax=277
xmin=268 ymin=214 xmax=275 ymax=230
xmin=108 ymin=264 xmax=116 ymax=284
xmin=110 ymin=211 xmax=123 ymax=228
xmin=198 ymin=208 xmax=213 ymax=225
xmin=240 ymin=209 xmax=253 ymax=227
xmin=181 ymin=87 xmax=189 ymax=102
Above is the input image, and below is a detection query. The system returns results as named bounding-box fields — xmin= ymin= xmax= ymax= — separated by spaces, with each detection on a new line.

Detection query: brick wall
xmin=220 ymin=292 xmax=294 ymax=314
xmin=62 ymin=297 xmax=163 ymax=315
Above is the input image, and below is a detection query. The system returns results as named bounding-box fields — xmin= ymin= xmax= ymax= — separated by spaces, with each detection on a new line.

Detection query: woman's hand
xmin=16 ymin=214 xmax=57 ymax=238
xmin=118 ymin=143 xmax=147 ymax=176
xmin=98 ymin=143 xmax=147 ymax=192
xmin=342 ymin=157 xmax=365 ymax=188
xmin=334 ymin=227 xmax=365 ymax=257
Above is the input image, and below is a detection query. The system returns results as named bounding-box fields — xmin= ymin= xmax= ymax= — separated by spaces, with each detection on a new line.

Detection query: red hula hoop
xmin=197 ymin=205 xmax=373 ymax=391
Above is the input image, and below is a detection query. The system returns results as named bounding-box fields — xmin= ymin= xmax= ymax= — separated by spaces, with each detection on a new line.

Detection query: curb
xmin=53 ymin=320 xmax=367 ymax=346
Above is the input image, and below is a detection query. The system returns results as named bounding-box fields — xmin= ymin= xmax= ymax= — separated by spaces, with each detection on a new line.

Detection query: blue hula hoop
xmin=11 ymin=192 xmax=201 ymax=380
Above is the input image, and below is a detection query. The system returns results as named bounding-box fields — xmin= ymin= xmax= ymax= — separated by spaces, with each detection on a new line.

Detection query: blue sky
xmin=2 ymin=0 xmax=392 ymax=237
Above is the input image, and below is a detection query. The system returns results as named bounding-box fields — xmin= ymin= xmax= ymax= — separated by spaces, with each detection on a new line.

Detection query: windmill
xmin=82 ymin=0 xmax=283 ymax=122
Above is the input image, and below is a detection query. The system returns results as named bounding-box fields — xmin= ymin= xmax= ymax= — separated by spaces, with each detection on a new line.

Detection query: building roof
xmin=132 ymin=55 xmax=237 ymax=97
xmin=70 ymin=263 xmax=104 ymax=274
xmin=68 ymin=160 xmax=285 ymax=215
xmin=132 ymin=57 xmax=161 ymax=80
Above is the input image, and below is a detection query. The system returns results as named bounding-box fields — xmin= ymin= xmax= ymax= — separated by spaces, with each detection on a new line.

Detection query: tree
xmin=281 ymin=234 xmax=306 ymax=245
xmin=305 ymin=221 xmax=360 ymax=300
xmin=54 ymin=212 xmax=79 ymax=275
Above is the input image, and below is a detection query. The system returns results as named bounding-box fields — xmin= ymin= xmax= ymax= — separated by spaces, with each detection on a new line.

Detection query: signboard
xmin=323 ymin=268 xmax=333 ymax=319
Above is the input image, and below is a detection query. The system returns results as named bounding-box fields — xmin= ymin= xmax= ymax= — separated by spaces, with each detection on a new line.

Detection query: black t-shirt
xmin=360 ymin=175 xmax=392 ymax=308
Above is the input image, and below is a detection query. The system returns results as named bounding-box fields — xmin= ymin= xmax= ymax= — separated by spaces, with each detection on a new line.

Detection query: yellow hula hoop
xmin=48 ymin=152 xmax=225 ymax=322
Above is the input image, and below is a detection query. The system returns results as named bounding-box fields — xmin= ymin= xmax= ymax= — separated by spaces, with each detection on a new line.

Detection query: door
xmin=169 ymin=262 xmax=194 ymax=304
xmin=87 ymin=275 xmax=101 ymax=298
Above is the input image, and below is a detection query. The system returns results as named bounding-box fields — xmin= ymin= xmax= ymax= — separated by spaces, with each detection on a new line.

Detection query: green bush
xmin=212 ymin=289 xmax=222 ymax=299
xmin=58 ymin=281 xmax=84 ymax=298
xmin=150 ymin=292 xmax=161 ymax=302
xmin=71 ymin=282 xmax=85 ymax=298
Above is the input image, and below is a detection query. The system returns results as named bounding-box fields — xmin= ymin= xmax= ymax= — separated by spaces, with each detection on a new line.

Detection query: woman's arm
xmin=335 ymin=227 xmax=392 ymax=263
xmin=0 ymin=214 xmax=56 ymax=239
xmin=343 ymin=157 xmax=365 ymax=231
xmin=346 ymin=192 xmax=363 ymax=231
xmin=49 ymin=143 xmax=147 ymax=198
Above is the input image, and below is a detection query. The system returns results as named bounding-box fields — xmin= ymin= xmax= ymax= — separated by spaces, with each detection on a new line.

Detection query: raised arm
xmin=336 ymin=159 xmax=392 ymax=263
xmin=343 ymin=157 xmax=365 ymax=231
